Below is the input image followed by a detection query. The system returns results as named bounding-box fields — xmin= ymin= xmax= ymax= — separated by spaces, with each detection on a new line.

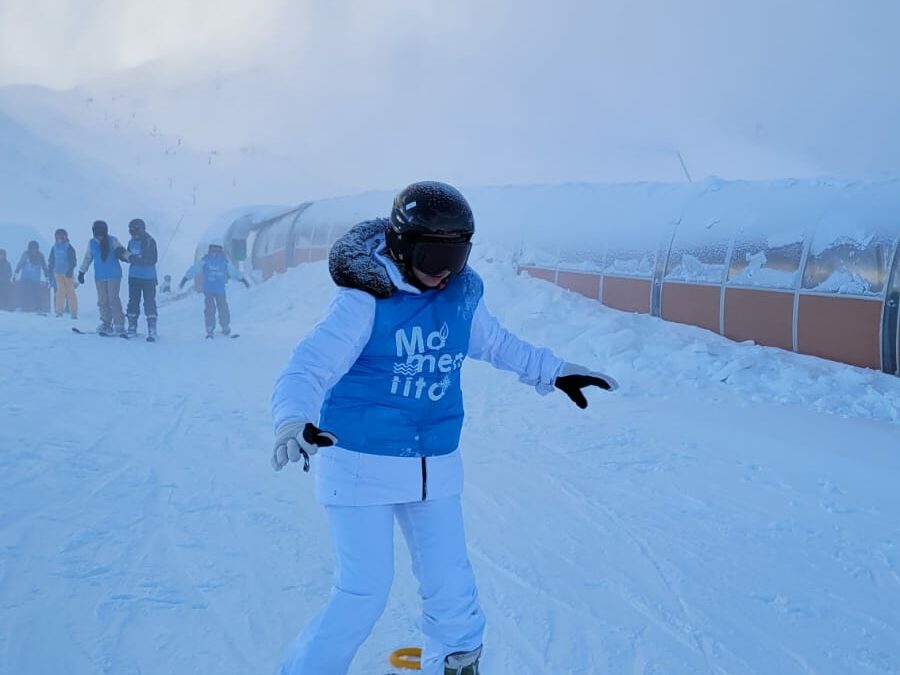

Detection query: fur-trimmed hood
xmin=328 ymin=219 xmax=396 ymax=298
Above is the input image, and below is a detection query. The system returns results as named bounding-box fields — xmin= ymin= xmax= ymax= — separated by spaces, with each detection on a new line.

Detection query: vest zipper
xmin=421 ymin=457 xmax=428 ymax=501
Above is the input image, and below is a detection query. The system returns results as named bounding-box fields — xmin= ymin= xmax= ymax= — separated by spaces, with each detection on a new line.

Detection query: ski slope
xmin=1 ymin=253 xmax=899 ymax=675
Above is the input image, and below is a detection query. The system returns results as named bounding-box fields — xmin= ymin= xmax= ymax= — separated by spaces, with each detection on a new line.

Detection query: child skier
xmin=0 ymin=249 xmax=12 ymax=311
xmin=271 ymin=181 xmax=618 ymax=675
xmin=179 ymin=243 xmax=250 ymax=338
xmin=14 ymin=240 xmax=50 ymax=312
xmin=47 ymin=228 xmax=78 ymax=319
xmin=123 ymin=218 xmax=159 ymax=339
xmin=78 ymin=220 xmax=128 ymax=335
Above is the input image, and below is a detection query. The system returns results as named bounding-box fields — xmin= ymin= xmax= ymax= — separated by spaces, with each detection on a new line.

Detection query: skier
xmin=14 ymin=240 xmax=50 ymax=312
xmin=271 ymin=181 xmax=618 ymax=675
xmin=0 ymin=249 xmax=12 ymax=311
xmin=123 ymin=218 xmax=159 ymax=339
xmin=77 ymin=220 xmax=127 ymax=336
xmin=47 ymin=228 xmax=79 ymax=319
xmin=179 ymin=242 xmax=250 ymax=338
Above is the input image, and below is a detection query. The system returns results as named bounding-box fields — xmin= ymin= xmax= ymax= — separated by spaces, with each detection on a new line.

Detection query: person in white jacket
xmin=271 ymin=181 xmax=618 ymax=675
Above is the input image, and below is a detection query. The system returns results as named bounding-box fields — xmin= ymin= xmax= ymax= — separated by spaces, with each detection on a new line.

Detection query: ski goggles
xmin=411 ymin=238 xmax=473 ymax=276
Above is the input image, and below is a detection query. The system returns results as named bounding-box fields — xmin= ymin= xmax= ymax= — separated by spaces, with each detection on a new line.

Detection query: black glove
xmin=241 ymin=278 xmax=250 ymax=288
xmin=179 ymin=278 xmax=188 ymax=289
xmin=554 ymin=363 xmax=618 ymax=409
xmin=77 ymin=271 xmax=85 ymax=284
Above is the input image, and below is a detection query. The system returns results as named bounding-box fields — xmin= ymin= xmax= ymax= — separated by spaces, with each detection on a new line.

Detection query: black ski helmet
xmin=92 ymin=220 xmax=109 ymax=237
xmin=128 ymin=218 xmax=146 ymax=236
xmin=386 ymin=181 xmax=474 ymax=276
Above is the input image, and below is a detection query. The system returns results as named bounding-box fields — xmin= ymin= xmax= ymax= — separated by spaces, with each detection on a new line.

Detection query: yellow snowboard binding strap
xmin=389 ymin=647 xmax=422 ymax=670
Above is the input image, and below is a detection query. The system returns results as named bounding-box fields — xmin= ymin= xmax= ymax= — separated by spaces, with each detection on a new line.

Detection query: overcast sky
xmin=2 ymin=0 xmax=899 ymax=193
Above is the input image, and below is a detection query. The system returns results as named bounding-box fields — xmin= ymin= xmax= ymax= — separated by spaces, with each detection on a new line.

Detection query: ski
xmin=72 ymin=327 xmax=132 ymax=338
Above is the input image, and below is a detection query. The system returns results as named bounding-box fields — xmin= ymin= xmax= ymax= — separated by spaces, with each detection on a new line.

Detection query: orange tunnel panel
xmin=797 ymin=295 xmax=882 ymax=370
xmin=557 ymin=271 xmax=601 ymax=300
xmin=723 ymin=287 xmax=794 ymax=351
xmin=518 ymin=266 xmax=556 ymax=283
xmin=602 ymin=276 xmax=651 ymax=314
xmin=661 ymin=283 xmax=721 ymax=333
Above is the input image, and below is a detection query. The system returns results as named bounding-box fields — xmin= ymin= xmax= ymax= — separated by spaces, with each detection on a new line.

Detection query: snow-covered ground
xmin=1 ymin=253 xmax=899 ymax=675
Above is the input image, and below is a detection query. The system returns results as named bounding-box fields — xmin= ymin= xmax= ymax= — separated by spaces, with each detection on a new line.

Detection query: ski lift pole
xmin=159 ymin=211 xmax=187 ymax=266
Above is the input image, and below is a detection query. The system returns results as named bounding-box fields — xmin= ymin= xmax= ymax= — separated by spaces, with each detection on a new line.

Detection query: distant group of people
xmin=2 ymin=219 xmax=251 ymax=339
xmin=0 ymin=231 xmax=78 ymax=314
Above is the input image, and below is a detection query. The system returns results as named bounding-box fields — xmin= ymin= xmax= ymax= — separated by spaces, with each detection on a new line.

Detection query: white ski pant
xmin=277 ymin=495 xmax=485 ymax=675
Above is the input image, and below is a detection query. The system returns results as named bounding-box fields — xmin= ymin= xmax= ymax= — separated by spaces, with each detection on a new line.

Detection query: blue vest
xmin=127 ymin=238 xmax=157 ymax=280
xmin=202 ymin=255 xmax=228 ymax=294
xmin=20 ymin=255 xmax=44 ymax=282
xmin=320 ymin=268 xmax=483 ymax=457
xmin=90 ymin=238 xmax=122 ymax=281
xmin=52 ymin=243 xmax=72 ymax=275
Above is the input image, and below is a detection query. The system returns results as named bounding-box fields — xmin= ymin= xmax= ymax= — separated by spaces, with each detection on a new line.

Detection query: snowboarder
xmin=47 ymin=228 xmax=79 ymax=319
xmin=179 ymin=242 xmax=250 ymax=338
xmin=14 ymin=240 xmax=50 ymax=313
xmin=123 ymin=218 xmax=159 ymax=339
xmin=0 ymin=249 xmax=14 ymax=311
xmin=77 ymin=220 xmax=127 ymax=336
xmin=270 ymin=181 xmax=618 ymax=675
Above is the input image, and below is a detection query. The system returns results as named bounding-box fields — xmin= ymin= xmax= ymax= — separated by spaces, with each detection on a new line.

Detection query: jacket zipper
xmin=421 ymin=457 xmax=428 ymax=501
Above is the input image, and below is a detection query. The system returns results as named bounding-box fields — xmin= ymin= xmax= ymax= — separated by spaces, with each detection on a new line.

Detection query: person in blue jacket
xmin=270 ymin=181 xmax=619 ymax=675
xmin=78 ymin=220 xmax=127 ymax=335
xmin=14 ymin=240 xmax=50 ymax=312
xmin=124 ymin=218 xmax=159 ymax=339
xmin=47 ymin=228 xmax=79 ymax=319
xmin=179 ymin=242 xmax=250 ymax=338
xmin=0 ymin=249 xmax=13 ymax=311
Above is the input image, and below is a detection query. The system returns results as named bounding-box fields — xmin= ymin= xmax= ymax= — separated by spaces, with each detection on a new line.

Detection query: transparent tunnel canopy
xmin=603 ymin=221 xmax=670 ymax=278
xmin=517 ymin=242 xmax=561 ymax=268
xmin=254 ymin=214 xmax=293 ymax=256
xmin=664 ymin=218 xmax=734 ymax=284
xmin=557 ymin=242 xmax=606 ymax=272
xmin=556 ymin=226 xmax=606 ymax=271
xmin=310 ymin=222 xmax=332 ymax=247
xmin=802 ymin=218 xmax=897 ymax=297
xmin=727 ymin=223 xmax=806 ymax=290
xmin=289 ymin=210 xmax=313 ymax=247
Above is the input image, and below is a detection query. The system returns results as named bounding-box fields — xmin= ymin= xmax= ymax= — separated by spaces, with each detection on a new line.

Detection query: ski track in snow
xmin=2 ymin=254 xmax=899 ymax=675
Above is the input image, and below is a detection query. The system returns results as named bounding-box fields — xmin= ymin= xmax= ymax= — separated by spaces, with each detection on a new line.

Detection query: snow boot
xmin=147 ymin=317 xmax=157 ymax=341
xmin=444 ymin=647 xmax=482 ymax=675
xmin=97 ymin=322 xmax=113 ymax=336
xmin=127 ymin=315 xmax=138 ymax=336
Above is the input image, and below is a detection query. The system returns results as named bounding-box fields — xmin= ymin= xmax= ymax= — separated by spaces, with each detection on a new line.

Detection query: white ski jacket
xmin=272 ymin=242 xmax=564 ymax=506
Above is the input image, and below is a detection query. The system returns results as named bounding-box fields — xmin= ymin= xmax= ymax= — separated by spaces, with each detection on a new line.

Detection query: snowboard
xmin=388 ymin=647 xmax=421 ymax=671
